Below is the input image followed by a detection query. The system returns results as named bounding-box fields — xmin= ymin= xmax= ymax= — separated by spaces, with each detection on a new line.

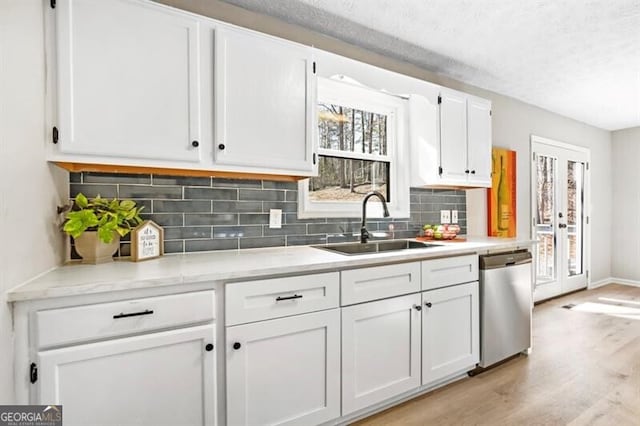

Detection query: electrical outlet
xmin=440 ymin=210 xmax=451 ymax=224
xmin=451 ymin=210 xmax=458 ymax=224
xmin=269 ymin=209 xmax=282 ymax=229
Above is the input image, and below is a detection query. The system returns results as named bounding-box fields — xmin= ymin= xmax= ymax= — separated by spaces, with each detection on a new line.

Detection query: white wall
xmin=0 ymin=0 xmax=68 ymax=403
xmin=159 ymin=0 xmax=613 ymax=283
xmin=611 ymin=127 xmax=640 ymax=281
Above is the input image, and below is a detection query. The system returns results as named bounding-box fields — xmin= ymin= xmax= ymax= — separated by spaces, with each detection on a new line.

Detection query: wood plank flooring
xmin=354 ymin=284 xmax=640 ymax=426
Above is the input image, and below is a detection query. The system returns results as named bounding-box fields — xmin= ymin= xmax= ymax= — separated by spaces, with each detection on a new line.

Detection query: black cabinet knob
xmin=471 ymin=170 xmax=476 ymax=174
xmin=205 ymin=343 xmax=214 ymax=352
xmin=233 ymin=342 xmax=241 ymax=350
xmin=218 ymin=143 xmax=226 ymax=150
xmin=192 ymin=140 xmax=199 ymax=147
xmin=465 ymin=170 xmax=470 ymax=174
xmin=413 ymin=305 xmax=422 ymax=311
xmin=425 ymin=302 xmax=433 ymax=308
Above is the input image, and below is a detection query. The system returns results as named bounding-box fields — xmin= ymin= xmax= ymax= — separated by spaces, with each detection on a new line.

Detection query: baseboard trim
xmin=589 ymin=277 xmax=613 ymax=289
xmin=609 ymin=277 xmax=640 ymax=288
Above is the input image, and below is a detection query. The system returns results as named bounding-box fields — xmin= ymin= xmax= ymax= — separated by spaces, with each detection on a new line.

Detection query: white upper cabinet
xmin=53 ymin=0 xmax=203 ymax=163
xmin=439 ymin=89 xmax=469 ymax=185
xmin=410 ymin=88 xmax=492 ymax=188
xmin=466 ymin=96 xmax=493 ymax=186
xmin=213 ymin=25 xmax=316 ymax=175
xmin=49 ymin=0 xmax=317 ymax=177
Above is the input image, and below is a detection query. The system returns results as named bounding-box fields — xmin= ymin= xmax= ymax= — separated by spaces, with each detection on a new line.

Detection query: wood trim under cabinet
xmin=54 ymin=162 xmax=305 ymax=182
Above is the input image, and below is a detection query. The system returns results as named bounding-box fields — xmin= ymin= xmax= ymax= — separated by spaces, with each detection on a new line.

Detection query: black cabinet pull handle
xmin=425 ymin=302 xmax=433 ymax=308
xmin=205 ymin=343 xmax=214 ymax=352
xmin=413 ymin=304 xmax=422 ymax=311
xmin=113 ymin=309 xmax=154 ymax=319
xmin=218 ymin=143 xmax=226 ymax=150
xmin=233 ymin=342 xmax=242 ymax=350
xmin=276 ymin=294 xmax=303 ymax=302
xmin=191 ymin=140 xmax=199 ymax=147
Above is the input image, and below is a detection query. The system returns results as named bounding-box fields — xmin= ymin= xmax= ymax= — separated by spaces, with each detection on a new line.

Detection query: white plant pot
xmin=74 ymin=231 xmax=120 ymax=264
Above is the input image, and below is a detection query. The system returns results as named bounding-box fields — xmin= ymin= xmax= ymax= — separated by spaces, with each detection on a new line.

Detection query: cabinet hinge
xmin=586 ymin=162 xmax=589 ymax=171
xmin=438 ymin=166 xmax=443 ymax=175
xmin=437 ymin=95 xmax=442 ymax=104
xmin=532 ymin=152 xmax=536 ymax=162
xmin=50 ymin=0 xmax=56 ymax=8
xmin=30 ymin=363 xmax=38 ymax=384
xmin=312 ymin=62 xmax=316 ymax=74
xmin=586 ymin=216 xmax=590 ymax=225
xmin=52 ymin=126 xmax=59 ymax=144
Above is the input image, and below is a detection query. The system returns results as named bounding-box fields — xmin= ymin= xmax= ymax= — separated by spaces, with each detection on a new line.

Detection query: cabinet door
xmin=439 ymin=89 xmax=468 ymax=184
xmin=55 ymin=0 xmax=202 ymax=163
xmin=226 ymin=309 xmax=340 ymax=426
xmin=342 ymin=294 xmax=421 ymax=415
xmin=214 ymin=26 xmax=315 ymax=174
xmin=467 ymin=97 xmax=492 ymax=187
xmin=422 ymin=282 xmax=479 ymax=385
xmin=38 ymin=325 xmax=216 ymax=426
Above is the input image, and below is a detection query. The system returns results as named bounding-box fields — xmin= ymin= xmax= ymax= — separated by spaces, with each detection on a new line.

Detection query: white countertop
xmin=7 ymin=237 xmax=534 ymax=302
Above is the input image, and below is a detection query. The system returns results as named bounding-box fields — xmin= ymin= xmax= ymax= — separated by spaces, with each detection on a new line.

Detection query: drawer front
xmin=225 ymin=272 xmax=340 ymax=326
xmin=422 ymin=254 xmax=478 ymax=290
xmin=341 ymin=262 xmax=421 ymax=305
xmin=36 ymin=291 xmax=215 ymax=348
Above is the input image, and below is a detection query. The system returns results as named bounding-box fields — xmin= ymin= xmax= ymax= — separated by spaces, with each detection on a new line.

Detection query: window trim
xmin=298 ymin=77 xmax=410 ymax=219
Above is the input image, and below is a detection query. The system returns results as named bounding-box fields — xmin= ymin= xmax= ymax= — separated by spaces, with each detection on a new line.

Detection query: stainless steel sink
xmin=313 ymin=240 xmax=442 ymax=255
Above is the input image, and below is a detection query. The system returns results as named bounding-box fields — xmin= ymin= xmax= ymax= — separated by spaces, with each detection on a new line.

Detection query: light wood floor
xmin=355 ymin=284 xmax=640 ymax=426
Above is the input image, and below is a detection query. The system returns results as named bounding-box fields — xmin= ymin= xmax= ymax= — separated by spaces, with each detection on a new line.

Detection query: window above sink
xmin=298 ymin=77 xmax=410 ymax=219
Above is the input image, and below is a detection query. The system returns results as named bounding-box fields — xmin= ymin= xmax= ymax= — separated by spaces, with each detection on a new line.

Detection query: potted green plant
xmin=62 ymin=193 xmax=144 ymax=264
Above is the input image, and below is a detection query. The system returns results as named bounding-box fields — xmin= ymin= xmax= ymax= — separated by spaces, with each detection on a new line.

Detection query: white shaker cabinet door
xmin=341 ymin=294 xmax=422 ymax=415
xmin=438 ymin=88 xmax=468 ymax=185
xmin=466 ymin=97 xmax=492 ymax=187
xmin=226 ymin=309 xmax=340 ymax=426
xmin=54 ymin=0 xmax=203 ymax=163
xmin=422 ymin=282 xmax=479 ymax=385
xmin=38 ymin=325 xmax=216 ymax=426
xmin=214 ymin=25 xmax=316 ymax=175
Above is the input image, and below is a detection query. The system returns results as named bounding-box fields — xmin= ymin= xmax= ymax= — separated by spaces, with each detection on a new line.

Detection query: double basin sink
xmin=314 ymin=239 xmax=442 ymax=256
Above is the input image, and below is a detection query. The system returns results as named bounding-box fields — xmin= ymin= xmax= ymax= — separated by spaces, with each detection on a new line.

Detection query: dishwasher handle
xmin=480 ymin=250 xmax=532 ymax=270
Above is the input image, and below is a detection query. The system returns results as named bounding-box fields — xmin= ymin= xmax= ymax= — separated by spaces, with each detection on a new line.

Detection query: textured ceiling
xmin=220 ymin=0 xmax=640 ymax=131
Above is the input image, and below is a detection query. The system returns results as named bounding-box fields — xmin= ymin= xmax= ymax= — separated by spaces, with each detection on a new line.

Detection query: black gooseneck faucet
xmin=360 ymin=191 xmax=390 ymax=243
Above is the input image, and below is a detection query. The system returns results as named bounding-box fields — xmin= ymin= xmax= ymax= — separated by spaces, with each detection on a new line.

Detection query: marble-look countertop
xmin=7 ymin=237 xmax=535 ymax=302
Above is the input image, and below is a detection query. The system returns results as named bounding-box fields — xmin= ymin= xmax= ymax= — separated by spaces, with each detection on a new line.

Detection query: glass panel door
xmin=567 ymin=161 xmax=584 ymax=277
xmin=534 ymin=154 xmax=557 ymax=286
xmin=531 ymin=137 xmax=589 ymax=302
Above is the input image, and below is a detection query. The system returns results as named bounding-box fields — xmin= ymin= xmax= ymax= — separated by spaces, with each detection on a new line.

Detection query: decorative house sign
xmin=131 ymin=220 xmax=164 ymax=261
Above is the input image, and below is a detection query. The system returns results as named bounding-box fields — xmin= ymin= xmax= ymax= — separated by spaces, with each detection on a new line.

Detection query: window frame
xmin=298 ymin=77 xmax=410 ymax=219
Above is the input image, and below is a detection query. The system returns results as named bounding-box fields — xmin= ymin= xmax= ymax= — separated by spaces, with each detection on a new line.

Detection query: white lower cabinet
xmin=38 ymin=324 xmax=216 ymax=426
xmin=226 ymin=309 xmax=340 ymax=426
xmin=422 ymin=281 xmax=480 ymax=384
xmin=341 ymin=294 xmax=422 ymax=415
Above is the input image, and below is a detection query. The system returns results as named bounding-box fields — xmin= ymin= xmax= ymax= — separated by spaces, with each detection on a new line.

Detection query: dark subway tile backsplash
xmin=68 ymin=172 xmax=466 ymax=256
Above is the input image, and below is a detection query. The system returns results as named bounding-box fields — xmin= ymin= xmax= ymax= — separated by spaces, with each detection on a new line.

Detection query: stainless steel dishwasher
xmin=478 ymin=250 xmax=533 ymax=368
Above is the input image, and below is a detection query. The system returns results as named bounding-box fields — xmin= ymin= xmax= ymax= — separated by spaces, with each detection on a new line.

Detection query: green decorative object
xmin=61 ymin=193 xmax=144 ymax=263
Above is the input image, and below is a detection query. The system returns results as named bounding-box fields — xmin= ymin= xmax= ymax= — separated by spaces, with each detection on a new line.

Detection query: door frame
xmin=530 ymin=135 xmax=591 ymax=301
